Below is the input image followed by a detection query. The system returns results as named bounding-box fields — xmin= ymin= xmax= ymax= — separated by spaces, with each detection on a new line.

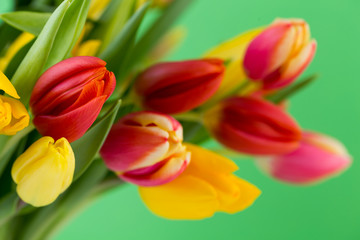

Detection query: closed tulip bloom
xmin=244 ymin=19 xmax=317 ymax=89
xmin=139 ymin=143 xmax=261 ymax=220
xmin=204 ymin=96 xmax=302 ymax=155
xmin=11 ymin=137 xmax=75 ymax=207
xmin=0 ymin=71 xmax=29 ymax=135
xmin=135 ymin=59 xmax=225 ymax=114
xmin=256 ymin=131 xmax=351 ymax=184
xmin=100 ymin=111 xmax=190 ymax=186
xmin=30 ymin=56 xmax=116 ymax=142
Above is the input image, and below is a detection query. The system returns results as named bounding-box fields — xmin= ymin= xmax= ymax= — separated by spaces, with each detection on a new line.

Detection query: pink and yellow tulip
xmin=256 ymin=131 xmax=351 ymax=184
xmin=11 ymin=137 xmax=75 ymax=207
xmin=100 ymin=111 xmax=190 ymax=186
xmin=30 ymin=56 xmax=116 ymax=142
xmin=244 ymin=19 xmax=317 ymax=89
xmin=139 ymin=143 xmax=261 ymax=220
xmin=134 ymin=59 xmax=225 ymax=114
xmin=204 ymin=96 xmax=302 ymax=155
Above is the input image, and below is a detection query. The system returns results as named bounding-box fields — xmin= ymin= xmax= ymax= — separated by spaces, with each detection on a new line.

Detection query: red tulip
xmin=256 ymin=131 xmax=351 ymax=184
xmin=204 ymin=96 xmax=302 ymax=155
xmin=244 ymin=19 xmax=317 ymax=89
xmin=30 ymin=56 xmax=116 ymax=142
xmin=100 ymin=111 xmax=190 ymax=186
xmin=135 ymin=59 xmax=225 ymax=114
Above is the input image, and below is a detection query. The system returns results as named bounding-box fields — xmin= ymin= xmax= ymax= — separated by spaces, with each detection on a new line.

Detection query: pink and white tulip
xmin=244 ymin=19 xmax=317 ymax=89
xmin=256 ymin=131 xmax=351 ymax=184
xmin=100 ymin=111 xmax=190 ymax=186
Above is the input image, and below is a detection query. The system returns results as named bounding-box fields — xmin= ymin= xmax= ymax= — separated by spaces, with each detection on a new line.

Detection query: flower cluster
xmin=0 ymin=0 xmax=351 ymax=238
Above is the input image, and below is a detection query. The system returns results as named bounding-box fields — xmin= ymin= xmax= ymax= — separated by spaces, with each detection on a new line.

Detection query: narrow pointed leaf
xmin=11 ymin=0 xmax=71 ymax=103
xmin=72 ymin=100 xmax=121 ymax=180
xmin=0 ymin=11 xmax=51 ymax=36
xmin=100 ymin=2 xmax=149 ymax=75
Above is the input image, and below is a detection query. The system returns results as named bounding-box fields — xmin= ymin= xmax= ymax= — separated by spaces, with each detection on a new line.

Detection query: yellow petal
xmin=0 ymin=95 xmax=29 ymax=135
xmin=74 ymin=40 xmax=102 ymax=57
xmin=139 ymin=175 xmax=219 ymax=220
xmin=204 ymin=28 xmax=264 ymax=103
xmin=184 ymin=143 xmax=238 ymax=174
xmin=0 ymin=71 xmax=19 ymax=99
xmin=219 ymin=176 xmax=261 ymax=214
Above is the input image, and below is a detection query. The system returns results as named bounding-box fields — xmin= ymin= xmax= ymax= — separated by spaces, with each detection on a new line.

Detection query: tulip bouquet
xmin=0 ymin=0 xmax=352 ymax=239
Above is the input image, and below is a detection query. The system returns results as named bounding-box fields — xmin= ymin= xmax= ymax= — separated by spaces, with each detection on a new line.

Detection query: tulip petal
xmin=0 ymin=95 xmax=29 ymax=135
xmin=33 ymin=96 xmax=106 ymax=142
xmin=0 ymin=71 xmax=20 ymax=99
xmin=139 ymin=175 xmax=219 ymax=220
xmin=244 ymin=23 xmax=296 ymax=80
xmin=121 ymin=151 xmax=190 ymax=186
xmin=100 ymin=125 xmax=170 ymax=172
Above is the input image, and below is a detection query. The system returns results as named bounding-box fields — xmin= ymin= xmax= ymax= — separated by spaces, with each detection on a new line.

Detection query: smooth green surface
xmin=53 ymin=0 xmax=358 ymax=239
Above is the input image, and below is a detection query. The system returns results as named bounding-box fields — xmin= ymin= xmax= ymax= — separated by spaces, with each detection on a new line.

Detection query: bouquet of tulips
xmin=0 ymin=0 xmax=352 ymax=239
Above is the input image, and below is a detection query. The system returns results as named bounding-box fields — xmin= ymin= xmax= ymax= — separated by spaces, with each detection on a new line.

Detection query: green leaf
xmin=0 ymin=11 xmax=51 ymax=36
xmin=128 ymin=0 xmax=194 ymax=68
xmin=92 ymin=0 xmax=136 ymax=53
xmin=42 ymin=0 xmax=92 ymax=70
xmin=0 ymin=24 xmax=20 ymax=57
xmin=266 ymin=74 xmax=319 ymax=104
xmin=0 ymin=193 xmax=18 ymax=227
xmin=11 ymin=0 xmax=71 ymax=104
xmin=71 ymin=100 xmax=121 ymax=180
xmin=182 ymin=121 xmax=211 ymax=144
xmin=100 ymin=2 xmax=149 ymax=77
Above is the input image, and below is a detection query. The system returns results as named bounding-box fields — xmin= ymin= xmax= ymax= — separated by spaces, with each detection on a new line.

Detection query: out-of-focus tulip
xmin=0 ymin=32 xmax=34 ymax=72
xmin=100 ymin=111 xmax=190 ymax=186
xmin=30 ymin=56 xmax=116 ymax=143
xmin=88 ymin=0 xmax=111 ymax=20
xmin=73 ymin=40 xmax=102 ymax=57
xmin=11 ymin=137 xmax=75 ymax=207
xmin=0 ymin=71 xmax=29 ymax=135
xmin=139 ymin=143 xmax=260 ymax=220
xmin=256 ymin=131 xmax=351 ymax=184
xmin=204 ymin=96 xmax=302 ymax=155
xmin=146 ymin=26 xmax=186 ymax=64
xmin=244 ymin=18 xmax=317 ymax=89
xmin=135 ymin=59 xmax=225 ymax=114
xmin=204 ymin=28 xmax=263 ymax=102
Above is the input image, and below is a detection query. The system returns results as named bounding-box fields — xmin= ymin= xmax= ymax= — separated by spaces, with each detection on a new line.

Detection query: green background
xmin=2 ymin=0 xmax=360 ymax=239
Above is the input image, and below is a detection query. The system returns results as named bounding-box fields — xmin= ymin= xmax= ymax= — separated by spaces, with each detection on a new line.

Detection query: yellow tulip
xmin=11 ymin=137 xmax=75 ymax=207
xmin=0 ymin=32 xmax=34 ymax=72
xmin=204 ymin=28 xmax=263 ymax=103
xmin=139 ymin=143 xmax=260 ymax=220
xmin=0 ymin=71 xmax=29 ymax=135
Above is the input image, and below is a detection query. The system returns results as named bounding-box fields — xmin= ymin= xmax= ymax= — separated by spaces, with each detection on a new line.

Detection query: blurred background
xmin=2 ymin=0 xmax=360 ymax=239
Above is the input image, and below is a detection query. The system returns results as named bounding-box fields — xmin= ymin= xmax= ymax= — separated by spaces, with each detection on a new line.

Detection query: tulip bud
xmin=244 ymin=18 xmax=317 ymax=89
xmin=100 ymin=111 xmax=190 ymax=186
xmin=134 ymin=59 xmax=225 ymax=114
xmin=30 ymin=56 xmax=116 ymax=143
xmin=256 ymin=131 xmax=351 ymax=184
xmin=204 ymin=96 xmax=302 ymax=155
xmin=11 ymin=137 xmax=75 ymax=207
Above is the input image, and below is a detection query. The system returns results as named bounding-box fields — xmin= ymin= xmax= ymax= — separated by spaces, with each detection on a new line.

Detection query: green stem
xmin=174 ymin=112 xmax=203 ymax=122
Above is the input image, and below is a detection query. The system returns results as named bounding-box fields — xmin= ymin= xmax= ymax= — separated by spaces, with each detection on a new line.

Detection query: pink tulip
xmin=256 ymin=131 xmax=351 ymax=184
xmin=100 ymin=111 xmax=190 ymax=186
xmin=134 ymin=59 xmax=225 ymax=114
xmin=244 ymin=19 xmax=317 ymax=89
xmin=204 ymin=96 xmax=302 ymax=155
